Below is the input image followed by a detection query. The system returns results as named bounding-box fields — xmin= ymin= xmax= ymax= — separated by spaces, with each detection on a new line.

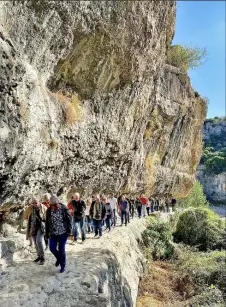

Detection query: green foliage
xmin=205 ymin=117 xmax=226 ymax=125
xmin=142 ymin=216 xmax=174 ymax=260
xmin=201 ymin=117 xmax=226 ymax=174
xmin=167 ymin=44 xmax=207 ymax=72
xmin=178 ymin=181 xmax=209 ymax=208
xmin=202 ymin=146 xmax=226 ymax=174
xmin=176 ymin=247 xmax=226 ymax=302
xmin=174 ymin=208 xmax=225 ymax=251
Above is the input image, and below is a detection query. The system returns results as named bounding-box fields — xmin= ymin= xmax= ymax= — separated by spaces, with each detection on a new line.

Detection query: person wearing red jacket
xmin=140 ymin=194 xmax=148 ymax=217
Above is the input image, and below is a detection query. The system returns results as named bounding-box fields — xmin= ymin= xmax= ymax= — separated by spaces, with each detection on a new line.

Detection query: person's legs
xmin=142 ymin=205 xmax=146 ymax=217
xmin=49 ymin=235 xmax=60 ymax=262
xmin=79 ymin=218 xmax=86 ymax=241
xmin=32 ymin=235 xmax=39 ymax=260
xmin=132 ymin=207 xmax=134 ymax=218
xmin=121 ymin=211 xmax=124 ymax=225
xmin=96 ymin=220 xmax=102 ymax=237
xmin=44 ymin=236 xmax=48 ymax=250
xmin=124 ymin=212 xmax=128 ymax=225
xmin=73 ymin=218 xmax=79 ymax=241
xmin=90 ymin=218 xmax=94 ymax=232
xmin=58 ymin=234 xmax=68 ymax=272
xmin=112 ymin=209 xmax=116 ymax=226
xmin=36 ymin=229 xmax=45 ymax=261
xmin=93 ymin=219 xmax=98 ymax=236
xmin=137 ymin=206 xmax=141 ymax=218
xmin=106 ymin=216 xmax=111 ymax=230
xmin=86 ymin=216 xmax=91 ymax=233
xmin=127 ymin=211 xmax=130 ymax=223
xmin=147 ymin=207 xmax=150 ymax=216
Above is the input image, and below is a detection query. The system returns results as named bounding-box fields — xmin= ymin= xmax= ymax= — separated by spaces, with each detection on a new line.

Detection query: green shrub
xmin=178 ymin=181 xmax=209 ymax=208
xmin=174 ymin=208 xmax=225 ymax=251
xmin=175 ymin=247 xmax=226 ymax=301
xmin=142 ymin=216 xmax=174 ymax=260
xmin=167 ymin=44 xmax=207 ymax=72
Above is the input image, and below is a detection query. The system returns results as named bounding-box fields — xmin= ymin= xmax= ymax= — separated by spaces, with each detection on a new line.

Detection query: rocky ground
xmin=0 ymin=217 xmax=148 ymax=307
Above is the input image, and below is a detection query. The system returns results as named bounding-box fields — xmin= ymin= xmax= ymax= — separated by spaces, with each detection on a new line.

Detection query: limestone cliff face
xmin=197 ymin=119 xmax=226 ymax=202
xmin=0 ymin=1 xmax=206 ymax=204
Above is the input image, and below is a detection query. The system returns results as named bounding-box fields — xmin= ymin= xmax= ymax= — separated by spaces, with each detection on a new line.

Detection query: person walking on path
xmin=68 ymin=193 xmax=86 ymax=243
xmin=165 ymin=197 xmax=171 ymax=213
xmin=90 ymin=195 xmax=106 ymax=238
xmin=154 ymin=197 xmax=160 ymax=211
xmin=126 ymin=197 xmax=132 ymax=223
xmin=45 ymin=195 xmax=72 ymax=273
xmin=140 ymin=194 xmax=148 ymax=217
xmin=26 ymin=197 xmax=47 ymax=264
xmin=108 ymin=193 xmax=118 ymax=227
xmin=85 ymin=198 xmax=93 ymax=233
xmin=103 ymin=196 xmax=113 ymax=232
xmin=119 ymin=195 xmax=129 ymax=226
xmin=171 ymin=197 xmax=177 ymax=212
xmin=130 ymin=198 xmax=135 ymax=219
xmin=146 ymin=198 xmax=151 ymax=216
xmin=135 ymin=196 xmax=142 ymax=218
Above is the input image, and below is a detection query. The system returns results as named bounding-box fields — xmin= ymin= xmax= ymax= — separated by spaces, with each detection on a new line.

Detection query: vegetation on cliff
xmin=166 ymin=44 xmax=207 ymax=72
xmin=178 ymin=180 xmax=209 ymax=208
xmin=174 ymin=208 xmax=225 ymax=251
xmin=200 ymin=117 xmax=226 ymax=175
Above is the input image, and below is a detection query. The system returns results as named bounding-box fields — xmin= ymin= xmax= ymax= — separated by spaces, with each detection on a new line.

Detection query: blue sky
xmin=173 ymin=1 xmax=225 ymax=118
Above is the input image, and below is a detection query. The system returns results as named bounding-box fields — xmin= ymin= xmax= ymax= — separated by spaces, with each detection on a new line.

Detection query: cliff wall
xmin=197 ymin=118 xmax=226 ymax=202
xmin=0 ymin=1 xmax=206 ymax=205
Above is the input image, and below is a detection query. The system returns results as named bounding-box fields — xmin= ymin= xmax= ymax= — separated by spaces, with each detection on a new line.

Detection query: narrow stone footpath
xmin=0 ymin=218 xmax=147 ymax=307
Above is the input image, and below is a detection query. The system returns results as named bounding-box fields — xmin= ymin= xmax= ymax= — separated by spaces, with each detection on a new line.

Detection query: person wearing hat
xmin=45 ymin=195 xmax=72 ymax=273
xmin=25 ymin=197 xmax=47 ymax=264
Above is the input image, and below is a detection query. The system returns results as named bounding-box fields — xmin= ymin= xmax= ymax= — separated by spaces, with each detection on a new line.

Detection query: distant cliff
xmin=0 ymin=1 xmax=206 ymax=205
xmin=197 ymin=117 xmax=226 ymax=203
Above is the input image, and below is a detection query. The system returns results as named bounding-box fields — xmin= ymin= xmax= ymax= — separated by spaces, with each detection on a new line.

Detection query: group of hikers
xmin=15 ymin=193 xmax=176 ymax=273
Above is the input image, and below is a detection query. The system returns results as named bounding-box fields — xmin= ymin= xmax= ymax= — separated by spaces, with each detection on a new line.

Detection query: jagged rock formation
xmin=197 ymin=118 xmax=226 ymax=203
xmin=0 ymin=218 xmax=147 ymax=307
xmin=0 ymin=1 xmax=206 ymax=205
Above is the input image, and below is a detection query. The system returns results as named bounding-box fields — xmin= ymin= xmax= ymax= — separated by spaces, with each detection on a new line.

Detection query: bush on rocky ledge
xmin=167 ymin=44 xmax=207 ymax=72
xmin=142 ymin=216 xmax=175 ymax=260
xmin=174 ymin=208 xmax=225 ymax=251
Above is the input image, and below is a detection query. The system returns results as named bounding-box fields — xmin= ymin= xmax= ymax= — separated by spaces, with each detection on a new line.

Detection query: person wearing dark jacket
xmin=27 ymin=197 xmax=47 ymax=265
xmin=68 ymin=193 xmax=86 ymax=242
xmin=45 ymin=195 xmax=72 ymax=273
xmin=126 ymin=197 xmax=132 ymax=223
xmin=90 ymin=195 xmax=106 ymax=238
xmin=135 ymin=196 xmax=142 ymax=218
xmin=119 ymin=195 xmax=129 ymax=226
xmin=130 ymin=198 xmax=135 ymax=219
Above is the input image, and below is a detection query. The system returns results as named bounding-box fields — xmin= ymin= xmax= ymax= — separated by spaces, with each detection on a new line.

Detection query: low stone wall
xmin=0 ymin=218 xmax=147 ymax=307
xmin=0 ymin=237 xmax=15 ymax=269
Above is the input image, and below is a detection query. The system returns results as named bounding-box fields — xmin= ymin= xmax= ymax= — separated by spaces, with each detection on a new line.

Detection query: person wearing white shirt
xmin=85 ymin=198 xmax=93 ymax=233
xmin=108 ymin=193 xmax=118 ymax=226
